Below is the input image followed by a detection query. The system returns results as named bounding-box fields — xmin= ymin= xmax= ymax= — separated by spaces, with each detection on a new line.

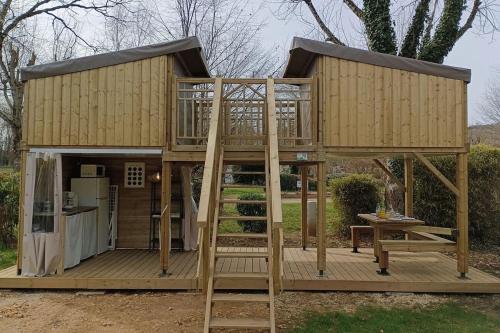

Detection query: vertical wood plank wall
xmin=24 ymin=56 xmax=172 ymax=147
xmin=319 ymin=56 xmax=468 ymax=149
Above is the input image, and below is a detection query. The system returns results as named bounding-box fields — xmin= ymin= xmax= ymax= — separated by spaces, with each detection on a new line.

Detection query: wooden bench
xmin=377 ymin=226 xmax=457 ymax=275
xmin=350 ymin=225 xmax=373 ymax=253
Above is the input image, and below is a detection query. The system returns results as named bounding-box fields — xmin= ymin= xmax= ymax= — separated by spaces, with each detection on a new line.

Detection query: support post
xmin=16 ymin=150 xmax=27 ymax=275
xmin=456 ymin=153 xmax=469 ymax=277
xmin=404 ymin=157 xmax=413 ymax=217
xmin=160 ymin=161 xmax=172 ymax=275
xmin=301 ymin=166 xmax=308 ymax=250
xmin=316 ymin=162 xmax=326 ymax=275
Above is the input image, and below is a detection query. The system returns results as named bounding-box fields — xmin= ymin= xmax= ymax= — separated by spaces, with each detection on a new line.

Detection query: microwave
xmin=81 ymin=164 xmax=105 ymax=177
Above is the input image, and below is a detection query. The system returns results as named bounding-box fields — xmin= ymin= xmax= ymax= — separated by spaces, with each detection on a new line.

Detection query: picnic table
xmin=357 ymin=213 xmax=425 ymax=261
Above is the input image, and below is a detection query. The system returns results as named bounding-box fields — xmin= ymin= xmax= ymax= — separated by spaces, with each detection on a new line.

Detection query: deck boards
xmin=0 ymin=248 xmax=498 ymax=293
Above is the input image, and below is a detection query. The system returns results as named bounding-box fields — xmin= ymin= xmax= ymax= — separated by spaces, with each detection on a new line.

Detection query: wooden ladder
xmin=203 ymin=150 xmax=276 ymax=332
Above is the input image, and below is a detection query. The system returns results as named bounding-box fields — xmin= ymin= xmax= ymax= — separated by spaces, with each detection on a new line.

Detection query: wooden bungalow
xmin=1 ymin=36 xmax=499 ymax=332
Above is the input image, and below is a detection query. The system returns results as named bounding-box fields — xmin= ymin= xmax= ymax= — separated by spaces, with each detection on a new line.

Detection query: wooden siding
xmin=24 ymin=56 xmax=172 ymax=147
xmin=319 ymin=56 xmax=468 ymax=149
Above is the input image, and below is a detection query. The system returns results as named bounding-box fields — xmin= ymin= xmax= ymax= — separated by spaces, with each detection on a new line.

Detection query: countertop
xmin=62 ymin=206 xmax=98 ymax=216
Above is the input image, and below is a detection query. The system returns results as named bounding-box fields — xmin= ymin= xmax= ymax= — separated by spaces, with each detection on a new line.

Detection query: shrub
xmin=280 ymin=173 xmax=298 ymax=192
xmin=330 ymin=174 xmax=381 ymax=237
xmin=236 ymin=193 xmax=267 ymax=233
xmin=388 ymin=144 xmax=500 ymax=244
xmin=0 ymin=171 xmax=19 ymax=247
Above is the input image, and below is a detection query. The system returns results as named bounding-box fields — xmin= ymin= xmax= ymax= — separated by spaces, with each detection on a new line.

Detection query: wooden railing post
xmin=160 ymin=161 xmax=172 ymax=275
xmin=456 ymin=152 xmax=469 ymax=277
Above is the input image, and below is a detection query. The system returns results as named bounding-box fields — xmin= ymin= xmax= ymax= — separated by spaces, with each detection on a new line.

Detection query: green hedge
xmin=0 ymin=171 xmax=19 ymax=247
xmin=388 ymin=144 xmax=500 ymax=244
xmin=330 ymin=174 xmax=381 ymax=237
xmin=236 ymin=193 xmax=267 ymax=233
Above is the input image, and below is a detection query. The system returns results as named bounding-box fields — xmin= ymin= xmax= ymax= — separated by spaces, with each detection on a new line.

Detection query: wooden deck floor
xmin=1 ymin=248 xmax=498 ymax=293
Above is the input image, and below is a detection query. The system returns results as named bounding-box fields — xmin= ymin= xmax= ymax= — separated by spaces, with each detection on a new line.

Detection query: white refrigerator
xmin=71 ymin=177 xmax=110 ymax=254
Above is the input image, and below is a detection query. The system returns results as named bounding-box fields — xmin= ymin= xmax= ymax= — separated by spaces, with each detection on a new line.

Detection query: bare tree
xmin=276 ymin=0 xmax=499 ymax=63
xmin=0 ymin=0 xmax=127 ymax=163
xmin=480 ymin=71 xmax=500 ymax=125
xmin=153 ymin=0 xmax=280 ymax=77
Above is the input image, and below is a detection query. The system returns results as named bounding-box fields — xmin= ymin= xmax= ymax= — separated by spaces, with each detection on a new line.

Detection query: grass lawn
xmin=218 ymin=200 xmax=340 ymax=234
xmin=289 ymin=303 xmax=500 ymax=333
xmin=0 ymin=246 xmax=17 ymax=269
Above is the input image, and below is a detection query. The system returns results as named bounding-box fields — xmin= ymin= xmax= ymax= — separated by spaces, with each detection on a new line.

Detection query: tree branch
xmin=456 ymin=0 xmax=481 ymax=40
xmin=343 ymin=0 xmax=364 ymax=20
xmin=399 ymin=0 xmax=431 ymax=58
xmin=303 ymin=0 xmax=345 ymax=45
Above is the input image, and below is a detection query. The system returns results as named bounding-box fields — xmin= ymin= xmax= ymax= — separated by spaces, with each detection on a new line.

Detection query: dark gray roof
xmin=21 ymin=36 xmax=210 ymax=81
xmin=283 ymin=37 xmax=471 ymax=82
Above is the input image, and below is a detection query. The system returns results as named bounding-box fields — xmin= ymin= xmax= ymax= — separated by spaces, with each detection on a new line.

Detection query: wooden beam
xmin=456 ymin=153 xmax=469 ymax=276
xmin=373 ymin=159 xmax=405 ymax=192
xmin=404 ymin=157 xmax=413 ymax=216
xmin=301 ymin=166 xmax=308 ymax=250
xmin=413 ymin=152 xmax=459 ymax=196
xmin=316 ymin=162 xmax=326 ymax=274
xmin=160 ymin=161 xmax=172 ymax=274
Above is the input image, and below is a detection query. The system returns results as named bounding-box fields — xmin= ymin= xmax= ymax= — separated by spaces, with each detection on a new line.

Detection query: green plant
xmin=0 ymin=171 xmax=19 ymax=247
xmin=236 ymin=193 xmax=266 ymax=233
xmin=388 ymin=144 xmax=500 ymax=244
xmin=330 ymin=174 xmax=381 ymax=237
xmin=280 ymin=173 xmax=298 ymax=192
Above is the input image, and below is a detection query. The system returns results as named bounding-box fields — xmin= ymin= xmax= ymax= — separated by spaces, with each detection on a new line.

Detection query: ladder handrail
xmin=196 ymin=77 xmax=223 ymax=290
xmin=266 ymin=77 xmax=284 ymax=292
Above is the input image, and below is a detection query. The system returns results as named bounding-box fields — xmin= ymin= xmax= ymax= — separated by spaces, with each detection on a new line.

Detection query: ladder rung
xmin=215 ymin=251 xmax=269 ymax=258
xmin=222 ymin=184 xmax=266 ymax=189
xmin=209 ymin=318 xmax=270 ymax=329
xmin=218 ymin=233 xmax=267 ymax=239
xmin=212 ymin=293 xmax=269 ymax=303
xmin=214 ymin=272 xmax=269 ymax=280
xmin=219 ymin=216 xmax=267 ymax=221
xmin=223 ymin=171 xmax=266 ymax=175
xmin=220 ymin=199 xmax=267 ymax=204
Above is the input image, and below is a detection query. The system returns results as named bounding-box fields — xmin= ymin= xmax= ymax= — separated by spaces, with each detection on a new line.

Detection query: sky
xmin=255 ymin=1 xmax=500 ymax=125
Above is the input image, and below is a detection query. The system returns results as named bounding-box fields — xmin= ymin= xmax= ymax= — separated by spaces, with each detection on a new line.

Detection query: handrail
xmin=266 ymin=77 xmax=284 ymax=291
xmin=196 ymin=77 xmax=223 ymax=290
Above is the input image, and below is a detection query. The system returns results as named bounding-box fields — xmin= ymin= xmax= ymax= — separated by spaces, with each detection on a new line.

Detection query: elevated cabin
xmin=2 ymin=37 xmax=498 ymax=326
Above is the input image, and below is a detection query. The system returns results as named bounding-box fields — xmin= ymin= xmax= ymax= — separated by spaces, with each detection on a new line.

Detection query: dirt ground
xmin=0 ymin=289 xmax=498 ymax=333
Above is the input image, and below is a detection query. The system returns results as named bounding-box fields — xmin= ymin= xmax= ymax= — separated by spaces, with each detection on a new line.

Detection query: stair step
xmin=222 ymin=184 xmax=266 ymax=189
xmin=209 ymin=318 xmax=271 ymax=329
xmin=223 ymin=171 xmax=266 ymax=175
xmin=215 ymin=251 xmax=269 ymax=258
xmin=218 ymin=233 xmax=267 ymax=239
xmin=214 ymin=272 xmax=269 ymax=280
xmin=220 ymin=199 xmax=267 ymax=204
xmin=219 ymin=216 xmax=267 ymax=221
xmin=212 ymin=293 xmax=269 ymax=303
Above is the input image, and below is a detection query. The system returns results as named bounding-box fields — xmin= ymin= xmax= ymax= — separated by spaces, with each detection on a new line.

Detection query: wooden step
xmin=218 ymin=233 xmax=267 ymax=239
xmin=209 ymin=318 xmax=270 ymax=329
xmin=220 ymin=199 xmax=267 ymax=204
xmin=219 ymin=216 xmax=267 ymax=221
xmin=223 ymin=171 xmax=266 ymax=175
xmin=212 ymin=293 xmax=269 ymax=303
xmin=215 ymin=251 xmax=269 ymax=258
xmin=214 ymin=272 xmax=269 ymax=280
xmin=222 ymin=184 xmax=266 ymax=189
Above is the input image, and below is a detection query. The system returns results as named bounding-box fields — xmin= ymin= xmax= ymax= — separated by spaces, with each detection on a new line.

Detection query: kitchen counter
xmin=62 ymin=206 xmax=97 ymax=216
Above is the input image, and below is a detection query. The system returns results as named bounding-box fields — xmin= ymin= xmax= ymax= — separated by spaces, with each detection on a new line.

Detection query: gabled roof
xmin=283 ymin=37 xmax=471 ymax=82
xmin=21 ymin=36 xmax=210 ymax=81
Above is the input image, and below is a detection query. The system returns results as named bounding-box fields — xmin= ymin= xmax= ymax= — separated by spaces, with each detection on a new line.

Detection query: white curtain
xmin=22 ymin=152 xmax=62 ymax=276
xmin=181 ymin=166 xmax=198 ymax=251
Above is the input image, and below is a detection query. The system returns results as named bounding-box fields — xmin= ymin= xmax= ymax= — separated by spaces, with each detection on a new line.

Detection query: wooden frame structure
xmin=4 ymin=36 xmax=496 ymax=301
